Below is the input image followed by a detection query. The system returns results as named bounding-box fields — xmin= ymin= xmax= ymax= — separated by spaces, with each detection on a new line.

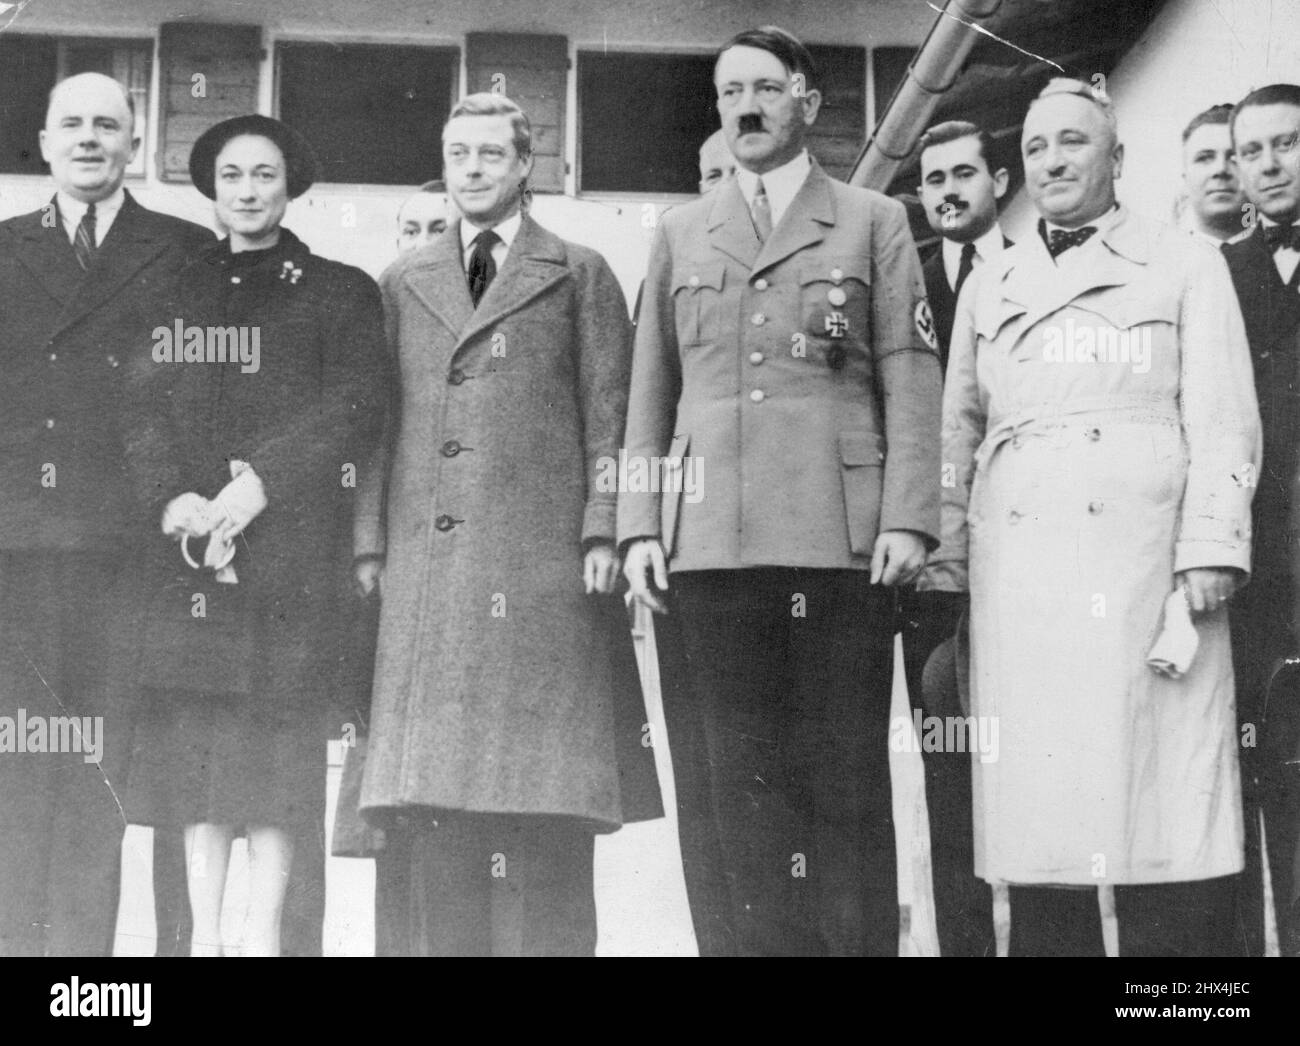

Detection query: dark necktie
xmin=1264 ymin=223 xmax=1300 ymax=253
xmin=468 ymin=229 xmax=500 ymax=307
xmin=1046 ymin=224 xmax=1097 ymax=258
xmin=74 ymin=202 xmax=97 ymax=271
xmin=751 ymin=178 xmax=773 ymax=243
xmin=953 ymin=241 xmax=976 ymax=296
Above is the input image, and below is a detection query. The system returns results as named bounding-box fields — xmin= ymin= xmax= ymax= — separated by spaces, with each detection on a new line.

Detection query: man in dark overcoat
xmin=356 ymin=92 xmax=661 ymax=956
xmin=0 ymin=72 xmax=210 ymax=955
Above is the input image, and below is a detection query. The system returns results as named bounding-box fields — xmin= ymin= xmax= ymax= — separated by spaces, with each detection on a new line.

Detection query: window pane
xmin=277 ymin=43 xmax=456 ymax=185
xmin=0 ymin=36 xmax=58 ymax=175
xmin=578 ymin=52 xmax=717 ymax=194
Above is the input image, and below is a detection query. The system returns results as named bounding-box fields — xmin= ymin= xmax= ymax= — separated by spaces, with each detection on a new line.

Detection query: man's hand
xmin=354 ymin=559 xmax=384 ymax=599
xmin=583 ymin=542 xmax=620 ymax=595
xmin=870 ymin=530 xmax=928 ymax=587
xmin=623 ymin=538 xmax=669 ymax=613
xmin=1176 ymin=567 xmax=1241 ymax=615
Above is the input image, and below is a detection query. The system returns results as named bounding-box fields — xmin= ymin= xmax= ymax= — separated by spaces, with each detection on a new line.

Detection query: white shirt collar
xmin=460 ymin=210 xmax=523 ymax=256
xmin=735 ymin=150 xmax=813 ymax=230
xmin=56 ymin=186 xmax=126 ymax=247
xmin=941 ymin=223 xmax=1005 ymax=291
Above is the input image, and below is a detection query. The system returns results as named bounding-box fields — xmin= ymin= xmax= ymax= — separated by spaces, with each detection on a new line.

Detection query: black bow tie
xmin=1047 ymin=225 xmax=1098 ymax=258
xmin=1264 ymin=223 xmax=1300 ymax=252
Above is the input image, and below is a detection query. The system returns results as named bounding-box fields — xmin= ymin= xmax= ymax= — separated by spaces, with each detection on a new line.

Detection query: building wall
xmin=1000 ymin=0 xmax=1300 ymax=239
xmin=0 ymin=0 xmax=931 ymax=295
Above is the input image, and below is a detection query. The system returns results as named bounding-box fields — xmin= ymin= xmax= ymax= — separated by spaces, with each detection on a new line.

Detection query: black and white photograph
xmin=0 ymin=0 xmax=1296 ymax=1009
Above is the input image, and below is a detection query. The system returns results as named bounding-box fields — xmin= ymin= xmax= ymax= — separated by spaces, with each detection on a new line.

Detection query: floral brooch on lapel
xmin=279 ymin=260 xmax=304 ymax=285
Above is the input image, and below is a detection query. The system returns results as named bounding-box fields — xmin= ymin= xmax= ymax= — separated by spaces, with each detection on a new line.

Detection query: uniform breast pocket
xmin=839 ymin=430 xmax=885 ymax=556
xmin=671 ymin=263 xmax=725 ymax=347
xmin=799 ymin=261 xmax=870 ymax=359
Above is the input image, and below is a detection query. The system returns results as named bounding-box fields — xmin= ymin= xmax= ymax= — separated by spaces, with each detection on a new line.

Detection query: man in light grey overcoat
xmin=356 ymin=93 xmax=661 ymax=956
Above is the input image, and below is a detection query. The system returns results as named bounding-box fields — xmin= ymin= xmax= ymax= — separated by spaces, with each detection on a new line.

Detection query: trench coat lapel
xmin=399 ymin=226 xmax=474 ymax=340
xmin=1002 ymin=206 xmax=1144 ymax=329
xmin=752 ymin=161 xmax=833 ymax=275
xmin=453 ymin=215 xmax=568 ymax=351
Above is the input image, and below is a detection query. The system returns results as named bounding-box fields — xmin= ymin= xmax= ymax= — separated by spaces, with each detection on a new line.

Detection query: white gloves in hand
xmin=162 ymin=461 xmax=267 ymax=584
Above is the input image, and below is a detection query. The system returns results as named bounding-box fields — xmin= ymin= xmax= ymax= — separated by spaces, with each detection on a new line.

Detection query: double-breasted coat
xmin=617 ymin=160 xmax=942 ymax=567
xmin=357 ymin=216 xmax=662 ymax=831
xmin=923 ymin=207 xmax=1261 ymax=884
xmin=0 ymin=191 xmax=210 ymax=955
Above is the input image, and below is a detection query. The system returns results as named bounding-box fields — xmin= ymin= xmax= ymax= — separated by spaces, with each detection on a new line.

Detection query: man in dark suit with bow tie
xmin=0 ymin=73 xmax=211 ymax=955
xmin=1224 ymin=82 xmax=1300 ymax=956
xmin=898 ymin=121 xmax=1011 ymax=956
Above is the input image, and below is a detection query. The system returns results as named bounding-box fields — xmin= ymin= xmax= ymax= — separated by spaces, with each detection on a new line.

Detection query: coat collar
xmin=998 ymin=205 xmax=1147 ymax=329
xmin=400 ymin=214 xmax=569 ymax=350
xmin=1225 ymin=222 xmax=1300 ymax=346
xmin=15 ymin=190 xmax=182 ymax=340
xmin=706 ymin=158 xmax=836 ymax=275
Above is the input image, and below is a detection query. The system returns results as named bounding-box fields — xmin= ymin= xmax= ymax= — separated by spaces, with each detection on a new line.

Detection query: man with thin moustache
xmin=1223 ymin=83 xmax=1300 ymax=955
xmin=357 ymin=93 xmax=660 ymax=955
xmin=923 ymin=78 xmax=1259 ymax=957
xmin=1181 ymin=104 xmax=1249 ymax=245
xmin=396 ymin=179 xmax=453 ymax=253
xmin=901 ymin=119 xmax=1009 ymax=958
xmin=915 ymin=120 xmax=1012 ymax=370
xmin=0 ymin=72 xmax=210 ymax=955
xmin=621 ymin=26 xmax=941 ymax=956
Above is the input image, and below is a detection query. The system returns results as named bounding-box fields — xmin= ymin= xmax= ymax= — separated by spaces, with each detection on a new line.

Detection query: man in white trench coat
xmin=920 ymin=78 xmax=1262 ymax=956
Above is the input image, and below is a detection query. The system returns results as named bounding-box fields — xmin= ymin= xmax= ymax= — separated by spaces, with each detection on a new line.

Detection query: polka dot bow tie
xmin=1047 ymin=225 xmax=1098 ymax=258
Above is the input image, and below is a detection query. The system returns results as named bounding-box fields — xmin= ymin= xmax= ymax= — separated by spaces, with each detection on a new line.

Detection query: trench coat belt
xmin=973 ymin=394 xmax=1179 ymax=475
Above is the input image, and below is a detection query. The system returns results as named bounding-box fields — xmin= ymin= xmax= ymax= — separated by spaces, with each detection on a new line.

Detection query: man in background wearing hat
xmin=0 ymin=72 xmax=210 ymax=955
xmin=621 ymin=25 xmax=941 ymax=956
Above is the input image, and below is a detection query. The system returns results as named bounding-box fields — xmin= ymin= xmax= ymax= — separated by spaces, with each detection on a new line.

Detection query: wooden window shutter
xmin=465 ymin=32 xmax=568 ymax=193
xmin=806 ymin=44 xmax=867 ymax=183
xmin=157 ymin=22 xmax=262 ymax=183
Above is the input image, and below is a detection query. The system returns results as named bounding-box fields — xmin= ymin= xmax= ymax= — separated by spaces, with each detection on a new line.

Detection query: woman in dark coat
xmin=123 ymin=115 xmax=386 ymax=956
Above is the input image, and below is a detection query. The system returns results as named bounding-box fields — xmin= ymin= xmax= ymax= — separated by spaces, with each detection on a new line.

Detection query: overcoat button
xmin=45 ymin=418 xmax=55 ymax=429
xmin=434 ymin=514 xmax=456 ymax=531
xmin=448 ymin=368 xmax=465 ymax=385
xmin=688 ymin=274 xmax=701 ymax=287
xmin=750 ymin=389 xmax=765 ymax=403
xmin=830 ymin=268 xmax=844 ymax=282
xmin=1011 ymin=436 xmax=1022 ymax=449
xmin=441 ymin=440 xmax=462 ymax=457
xmin=230 ymin=276 xmax=241 ymax=284
xmin=754 ymin=278 xmax=769 ymax=290
xmin=48 ymin=353 xmax=57 ymax=361
xmin=1086 ymin=427 xmax=1101 ymax=441
xmin=1008 ymin=510 xmax=1020 ymax=524
xmin=1088 ymin=500 xmax=1104 ymax=515
xmin=749 ymin=352 xmax=764 ymax=365
xmin=751 ymin=312 xmax=766 ymax=326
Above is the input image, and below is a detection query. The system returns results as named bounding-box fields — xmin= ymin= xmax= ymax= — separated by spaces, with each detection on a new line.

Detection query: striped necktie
xmin=74 ymin=203 xmax=97 ymax=271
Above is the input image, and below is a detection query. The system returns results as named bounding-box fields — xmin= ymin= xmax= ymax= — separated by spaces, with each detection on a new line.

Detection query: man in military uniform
xmin=620 ymin=25 xmax=941 ymax=956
